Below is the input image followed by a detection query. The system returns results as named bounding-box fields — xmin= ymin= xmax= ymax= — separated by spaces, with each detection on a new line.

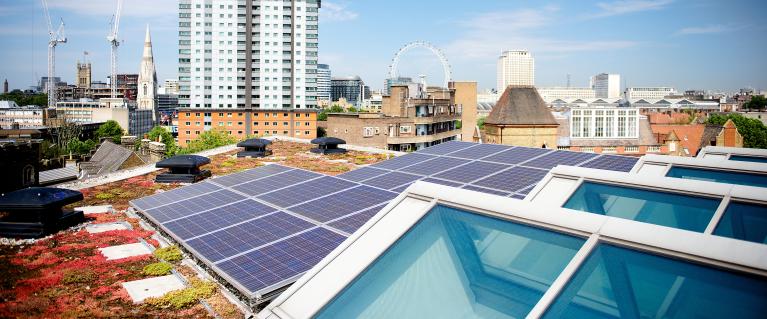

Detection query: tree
xmin=317 ymin=126 xmax=327 ymax=137
xmin=66 ymin=139 xmax=96 ymax=155
xmin=0 ymin=90 xmax=47 ymax=106
xmin=744 ymin=95 xmax=767 ymax=110
xmin=477 ymin=116 xmax=487 ymax=129
xmin=95 ymin=120 xmax=124 ymax=143
xmin=148 ymin=126 xmax=176 ymax=156
xmin=455 ymin=120 xmax=462 ymax=130
xmin=706 ymin=113 xmax=767 ymax=149
xmin=177 ymin=129 xmax=237 ymax=155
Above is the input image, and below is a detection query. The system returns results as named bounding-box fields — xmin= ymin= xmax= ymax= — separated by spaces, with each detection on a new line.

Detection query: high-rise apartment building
xmin=590 ymin=73 xmax=621 ymax=99
xmin=76 ymin=62 xmax=92 ymax=89
xmin=497 ymin=50 xmax=534 ymax=91
xmin=178 ymin=0 xmax=320 ymax=139
xmin=317 ymin=64 xmax=331 ymax=102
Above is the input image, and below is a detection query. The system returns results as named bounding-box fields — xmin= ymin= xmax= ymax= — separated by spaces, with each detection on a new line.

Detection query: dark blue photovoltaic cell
xmin=421 ymin=178 xmax=464 ymax=188
xmin=145 ymin=190 xmax=246 ymax=223
xmin=328 ymin=204 xmax=386 ymax=234
xmin=473 ymin=166 xmax=549 ymax=193
xmin=399 ymin=156 xmax=470 ymax=176
xmin=211 ymin=165 xmax=293 ymax=187
xmin=417 ymin=141 xmax=476 ymax=155
xmin=522 ymin=151 xmax=599 ymax=169
xmin=289 ymin=186 xmax=397 ymax=222
xmin=579 ymin=155 xmax=638 ymax=172
xmin=186 ymin=211 xmax=314 ymax=262
xmin=216 ymin=227 xmax=347 ymax=294
xmin=371 ymin=153 xmax=436 ymax=170
xmin=336 ymin=167 xmax=391 ymax=182
xmin=130 ymin=182 xmax=222 ymax=211
xmin=462 ymin=185 xmax=512 ymax=196
xmin=233 ymin=169 xmax=322 ymax=196
xmin=361 ymin=171 xmax=423 ymax=190
xmin=390 ymin=184 xmax=410 ymax=194
xmin=482 ymin=147 xmax=551 ymax=164
xmin=163 ymin=199 xmax=276 ymax=240
xmin=257 ymin=176 xmax=357 ymax=208
xmin=433 ymin=161 xmax=511 ymax=183
xmin=447 ymin=143 xmax=511 ymax=160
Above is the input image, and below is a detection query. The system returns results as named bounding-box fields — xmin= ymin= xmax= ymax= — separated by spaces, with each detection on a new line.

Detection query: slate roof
xmin=80 ymin=141 xmax=142 ymax=177
xmin=485 ymin=86 xmax=558 ymax=126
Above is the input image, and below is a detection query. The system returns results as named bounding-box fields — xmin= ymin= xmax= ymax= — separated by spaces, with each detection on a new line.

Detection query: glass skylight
xmin=729 ymin=155 xmax=767 ymax=164
xmin=714 ymin=201 xmax=767 ymax=244
xmin=563 ymin=182 xmax=720 ymax=232
xmin=543 ymin=244 xmax=767 ymax=318
xmin=666 ymin=166 xmax=767 ymax=188
xmin=315 ymin=205 xmax=585 ymax=319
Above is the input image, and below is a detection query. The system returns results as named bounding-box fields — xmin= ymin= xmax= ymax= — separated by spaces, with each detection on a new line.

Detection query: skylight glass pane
xmin=315 ymin=205 xmax=585 ymax=319
xmin=666 ymin=167 xmax=767 ymax=188
xmin=563 ymin=182 xmax=720 ymax=232
xmin=713 ymin=201 xmax=767 ymax=244
xmin=543 ymin=244 xmax=767 ymax=319
xmin=729 ymin=155 xmax=767 ymax=164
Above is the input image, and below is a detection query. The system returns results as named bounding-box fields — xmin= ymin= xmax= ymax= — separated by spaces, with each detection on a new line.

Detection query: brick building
xmin=482 ymin=86 xmax=559 ymax=148
xmin=177 ymin=109 xmax=317 ymax=147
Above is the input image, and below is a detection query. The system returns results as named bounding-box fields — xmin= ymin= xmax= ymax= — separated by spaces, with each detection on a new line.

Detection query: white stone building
xmin=497 ymin=50 xmax=534 ymax=91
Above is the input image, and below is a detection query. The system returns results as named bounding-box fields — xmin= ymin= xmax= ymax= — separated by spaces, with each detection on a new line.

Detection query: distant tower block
xmin=3 ymin=79 xmax=7 ymax=94
xmin=137 ymin=25 xmax=158 ymax=120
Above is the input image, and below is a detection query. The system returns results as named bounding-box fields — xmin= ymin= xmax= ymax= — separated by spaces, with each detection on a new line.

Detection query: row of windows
xmin=183 ymin=112 xmax=312 ymax=118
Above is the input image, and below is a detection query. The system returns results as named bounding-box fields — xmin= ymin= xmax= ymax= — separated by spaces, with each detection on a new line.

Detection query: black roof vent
xmin=236 ymin=138 xmax=273 ymax=158
xmin=0 ymin=187 xmax=85 ymax=238
xmin=155 ymin=155 xmax=212 ymax=183
xmin=310 ymin=137 xmax=347 ymax=155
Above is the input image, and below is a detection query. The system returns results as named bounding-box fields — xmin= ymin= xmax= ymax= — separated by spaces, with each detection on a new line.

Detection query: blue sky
xmin=1 ymin=0 xmax=765 ymax=93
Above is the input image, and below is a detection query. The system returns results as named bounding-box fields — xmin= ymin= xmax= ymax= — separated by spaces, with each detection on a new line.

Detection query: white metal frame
xmin=258 ymin=181 xmax=767 ymax=319
xmin=630 ymin=154 xmax=767 ymax=176
xmin=698 ymin=146 xmax=767 ymax=160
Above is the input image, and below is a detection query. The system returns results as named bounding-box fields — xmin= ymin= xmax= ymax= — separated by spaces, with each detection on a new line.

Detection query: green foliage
xmin=153 ymin=245 xmax=183 ymax=262
xmin=455 ymin=120 xmax=462 ymax=130
xmin=0 ymin=90 xmax=47 ymax=106
xmin=329 ymin=104 xmax=345 ymax=113
xmin=744 ymin=95 xmax=767 ymax=110
xmin=706 ymin=113 xmax=767 ymax=149
xmin=94 ymin=193 xmax=115 ymax=200
xmin=317 ymin=126 xmax=327 ymax=137
xmin=144 ymin=279 xmax=217 ymax=309
xmin=62 ymin=269 xmax=95 ymax=284
xmin=66 ymin=139 xmax=97 ymax=155
xmin=318 ymin=104 xmax=348 ymax=121
xmin=347 ymin=107 xmax=358 ymax=113
xmin=148 ymin=126 xmax=176 ymax=156
xmin=177 ymin=129 xmax=237 ymax=155
xmin=40 ymin=140 xmax=62 ymax=159
xmin=95 ymin=120 xmax=124 ymax=144
xmin=142 ymin=262 xmax=173 ymax=276
xmin=477 ymin=116 xmax=486 ymax=129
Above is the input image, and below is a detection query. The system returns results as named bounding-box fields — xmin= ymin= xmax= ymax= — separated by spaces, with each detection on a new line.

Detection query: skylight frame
xmin=258 ymin=181 xmax=767 ymax=319
xmin=698 ymin=146 xmax=767 ymax=161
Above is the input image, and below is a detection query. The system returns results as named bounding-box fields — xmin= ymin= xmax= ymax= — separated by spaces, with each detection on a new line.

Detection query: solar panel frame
xmin=461 ymin=185 xmax=512 ymax=196
xmin=256 ymin=176 xmax=357 ymax=208
xmin=130 ymin=181 xmax=222 ymax=211
xmin=361 ymin=171 xmax=423 ymax=190
xmin=210 ymin=165 xmax=294 ymax=187
xmin=288 ymin=186 xmax=397 ymax=223
xmin=446 ymin=143 xmax=511 ymax=160
xmin=162 ymin=199 xmax=277 ymax=240
xmin=232 ymin=169 xmax=323 ymax=196
xmin=580 ymin=154 xmax=639 ymax=172
xmin=335 ymin=166 xmax=391 ymax=182
xmin=433 ymin=161 xmax=511 ymax=183
xmin=416 ymin=141 xmax=477 ymax=155
xmin=481 ymin=147 xmax=552 ymax=164
xmin=328 ymin=204 xmax=387 ymax=234
xmin=144 ymin=189 xmax=246 ymax=224
xmin=371 ymin=153 xmax=437 ymax=170
xmin=472 ymin=166 xmax=549 ymax=193
xmin=521 ymin=150 xmax=599 ymax=169
xmin=398 ymin=156 xmax=471 ymax=176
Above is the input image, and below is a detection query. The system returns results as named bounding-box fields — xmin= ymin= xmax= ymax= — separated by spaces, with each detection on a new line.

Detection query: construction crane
xmin=107 ymin=0 xmax=124 ymax=98
xmin=41 ymin=0 xmax=67 ymax=108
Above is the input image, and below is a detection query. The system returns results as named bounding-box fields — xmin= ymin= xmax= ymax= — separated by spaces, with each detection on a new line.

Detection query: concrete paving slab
xmin=99 ymin=242 xmax=152 ymax=260
xmin=75 ymin=205 xmax=113 ymax=215
xmin=86 ymin=222 xmax=130 ymax=234
xmin=122 ymin=275 xmax=186 ymax=303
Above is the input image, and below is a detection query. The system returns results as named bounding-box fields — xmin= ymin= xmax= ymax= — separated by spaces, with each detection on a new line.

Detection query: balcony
xmin=387 ymin=129 xmax=461 ymax=145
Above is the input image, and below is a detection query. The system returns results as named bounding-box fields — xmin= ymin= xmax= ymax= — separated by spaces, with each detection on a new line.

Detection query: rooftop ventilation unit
xmin=310 ymin=137 xmax=347 ymax=155
xmin=0 ymin=187 xmax=85 ymax=238
xmin=154 ymin=155 xmax=212 ymax=183
xmin=237 ymin=138 xmax=273 ymax=158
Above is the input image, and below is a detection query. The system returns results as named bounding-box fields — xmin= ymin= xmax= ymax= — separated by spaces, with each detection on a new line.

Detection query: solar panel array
xmin=130 ymin=141 xmax=639 ymax=302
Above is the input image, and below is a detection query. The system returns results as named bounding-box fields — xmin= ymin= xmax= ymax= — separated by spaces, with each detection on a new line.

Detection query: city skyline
xmin=1 ymin=0 xmax=766 ymax=93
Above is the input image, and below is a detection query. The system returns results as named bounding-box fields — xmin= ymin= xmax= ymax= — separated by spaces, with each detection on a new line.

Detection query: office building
xmin=590 ymin=73 xmax=621 ymax=99
xmin=317 ymin=64 xmax=331 ymax=102
xmin=482 ymin=86 xmax=558 ymax=148
xmin=497 ymin=50 xmax=534 ymax=91
xmin=331 ymin=76 xmax=369 ymax=107
xmin=537 ymin=87 xmax=596 ymax=101
xmin=625 ymin=87 xmax=676 ymax=100
xmin=163 ymin=79 xmax=180 ymax=95
xmin=0 ymin=101 xmax=53 ymax=128
xmin=55 ymin=99 xmax=154 ymax=136
xmin=383 ymin=76 xmax=413 ymax=96
xmin=137 ymin=26 xmax=158 ymax=122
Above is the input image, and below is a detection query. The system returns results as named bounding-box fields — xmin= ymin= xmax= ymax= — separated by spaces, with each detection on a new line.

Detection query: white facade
xmin=625 ymin=87 xmax=676 ymax=100
xmin=163 ymin=79 xmax=180 ymax=95
xmin=537 ymin=87 xmax=596 ymax=101
xmin=178 ymin=0 xmax=320 ymax=111
xmin=317 ymin=63 xmax=331 ymax=102
xmin=137 ymin=26 xmax=158 ymax=121
xmin=590 ymin=73 xmax=621 ymax=99
xmin=570 ymin=108 xmax=639 ymax=139
xmin=497 ymin=50 xmax=534 ymax=91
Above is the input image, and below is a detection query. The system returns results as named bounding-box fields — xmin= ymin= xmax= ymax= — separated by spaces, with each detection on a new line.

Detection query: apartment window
xmin=363 ymin=127 xmax=374 ymax=137
xmin=400 ymin=126 xmax=412 ymax=134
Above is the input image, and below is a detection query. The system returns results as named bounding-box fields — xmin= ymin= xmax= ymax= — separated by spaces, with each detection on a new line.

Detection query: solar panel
xmin=522 ymin=150 xmax=598 ymax=169
xmin=420 ymin=178 xmax=464 ymax=188
xmin=328 ymin=204 xmax=386 ymax=234
xmin=447 ymin=143 xmax=510 ymax=160
xmin=510 ymin=194 xmax=527 ymax=200
xmin=144 ymin=190 xmax=246 ymax=223
xmin=371 ymin=153 xmax=436 ymax=170
xmin=215 ymin=227 xmax=346 ymax=294
xmin=433 ymin=161 xmax=511 ymax=183
xmin=186 ymin=211 xmax=315 ymax=262
xmin=131 ymin=182 xmax=222 ymax=211
xmin=162 ymin=199 xmax=276 ymax=240
xmin=211 ymin=165 xmax=293 ymax=187
xmin=233 ymin=169 xmax=322 ymax=196
xmin=289 ymin=186 xmax=397 ymax=222
xmin=416 ymin=141 xmax=476 ymax=155
xmin=257 ymin=176 xmax=357 ymax=208
xmin=361 ymin=171 xmax=423 ymax=190
xmin=580 ymin=155 xmax=639 ymax=172
xmin=482 ymin=147 xmax=551 ymax=164
xmin=336 ymin=166 xmax=390 ymax=182
xmin=473 ymin=166 xmax=549 ymax=193
xmin=461 ymin=185 xmax=512 ymax=196
xmin=398 ymin=156 xmax=470 ymax=176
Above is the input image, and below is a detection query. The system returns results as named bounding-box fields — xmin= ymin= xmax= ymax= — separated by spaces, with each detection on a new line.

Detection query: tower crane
xmin=107 ymin=0 xmax=124 ymax=98
xmin=41 ymin=0 xmax=67 ymax=108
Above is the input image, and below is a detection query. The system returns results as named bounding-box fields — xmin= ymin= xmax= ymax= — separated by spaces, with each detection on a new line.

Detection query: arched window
xmin=22 ymin=164 xmax=35 ymax=186
xmin=143 ymin=84 xmax=148 ymax=96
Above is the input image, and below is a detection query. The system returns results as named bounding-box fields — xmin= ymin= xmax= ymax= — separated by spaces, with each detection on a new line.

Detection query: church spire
xmin=137 ymin=24 xmax=157 ymax=120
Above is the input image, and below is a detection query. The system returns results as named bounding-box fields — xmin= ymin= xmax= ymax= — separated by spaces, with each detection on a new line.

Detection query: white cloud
xmin=675 ymin=25 xmax=735 ymax=36
xmin=321 ymin=1 xmax=358 ymax=22
xmin=589 ymin=0 xmax=673 ymax=18
xmin=46 ymin=0 xmax=176 ymax=18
